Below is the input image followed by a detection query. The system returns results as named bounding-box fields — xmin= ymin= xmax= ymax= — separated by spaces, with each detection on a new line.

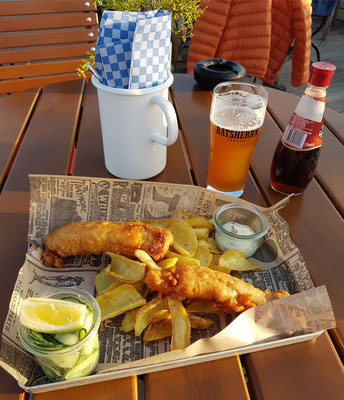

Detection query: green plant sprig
xmin=76 ymin=52 xmax=95 ymax=78
xmin=94 ymin=0 xmax=206 ymax=41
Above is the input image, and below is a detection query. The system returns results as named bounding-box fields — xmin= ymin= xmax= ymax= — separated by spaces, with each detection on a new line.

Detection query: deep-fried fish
xmin=43 ymin=221 xmax=174 ymax=267
xmin=144 ymin=264 xmax=289 ymax=312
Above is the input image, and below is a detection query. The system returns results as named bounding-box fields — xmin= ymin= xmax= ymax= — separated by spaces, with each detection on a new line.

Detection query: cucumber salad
xmin=19 ymin=292 xmax=100 ymax=382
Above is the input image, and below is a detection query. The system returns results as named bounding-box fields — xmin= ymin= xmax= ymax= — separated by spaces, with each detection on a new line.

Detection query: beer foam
xmin=212 ymin=90 xmax=266 ymax=130
xmin=211 ymin=105 xmax=264 ymax=131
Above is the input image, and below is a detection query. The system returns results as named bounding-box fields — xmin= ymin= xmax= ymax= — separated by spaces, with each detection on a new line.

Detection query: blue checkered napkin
xmin=95 ymin=11 xmax=144 ymax=88
xmin=97 ymin=40 xmax=131 ymax=88
xmin=95 ymin=10 xmax=171 ymax=88
xmin=129 ymin=14 xmax=171 ymax=89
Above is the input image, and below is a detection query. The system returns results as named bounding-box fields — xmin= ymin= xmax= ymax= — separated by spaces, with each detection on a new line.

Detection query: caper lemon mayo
xmin=213 ymin=203 xmax=269 ymax=257
xmin=215 ymin=221 xmax=259 ymax=256
xmin=222 ymin=221 xmax=255 ymax=236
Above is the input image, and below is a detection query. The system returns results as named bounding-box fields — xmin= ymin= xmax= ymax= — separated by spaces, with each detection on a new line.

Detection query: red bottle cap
xmin=309 ymin=62 xmax=336 ymax=87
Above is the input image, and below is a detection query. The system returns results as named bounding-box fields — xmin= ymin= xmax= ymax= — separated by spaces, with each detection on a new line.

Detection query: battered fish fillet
xmin=43 ymin=221 xmax=174 ymax=267
xmin=144 ymin=265 xmax=289 ymax=313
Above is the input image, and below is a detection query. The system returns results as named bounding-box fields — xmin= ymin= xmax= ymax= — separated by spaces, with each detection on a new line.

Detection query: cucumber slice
xmin=54 ymin=330 xmax=80 ymax=346
xmin=39 ymin=362 xmax=64 ymax=381
xmin=61 ymin=296 xmax=86 ymax=305
xmin=49 ymin=352 xmax=80 ymax=369
xmin=54 ymin=307 xmax=93 ymax=345
xmin=64 ymin=350 xmax=99 ymax=380
xmin=29 ymin=330 xmax=65 ymax=349
xmin=80 ymin=335 xmax=98 ymax=361
xmin=83 ymin=309 xmax=94 ymax=332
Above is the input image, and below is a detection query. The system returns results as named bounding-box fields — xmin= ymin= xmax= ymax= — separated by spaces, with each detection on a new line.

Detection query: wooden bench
xmin=0 ymin=0 xmax=98 ymax=93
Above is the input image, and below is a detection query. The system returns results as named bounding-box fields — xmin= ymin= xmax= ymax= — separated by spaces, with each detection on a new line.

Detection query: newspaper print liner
xmin=0 ymin=175 xmax=323 ymax=389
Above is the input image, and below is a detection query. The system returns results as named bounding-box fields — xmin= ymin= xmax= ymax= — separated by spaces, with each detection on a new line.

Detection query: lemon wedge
xmin=20 ymin=297 xmax=87 ymax=334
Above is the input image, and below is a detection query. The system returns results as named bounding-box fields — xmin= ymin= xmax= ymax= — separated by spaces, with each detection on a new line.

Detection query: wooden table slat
xmin=170 ymin=74 xmax=344 ymax=400
xmin=251 ymin=110 xmax=344 ymax=351
xmin=1 ymin=75 xmax=344 ymax=400
xmin=145 ymin=356 xmax=249 ymax=400
xmin=246 ymin=332 xmax=344 ymax=400
xmin=324 ymin=107 xmax=344 ymax=143
xmin=0 ymin=88 xmax=40 ymax=191
xmin=34 ymin=376 xmax=138 ymax=400
xmin=0 ymin=79 xmax=85 ymax=396
xmin=2 ymin=79 xmax=84 ymax=193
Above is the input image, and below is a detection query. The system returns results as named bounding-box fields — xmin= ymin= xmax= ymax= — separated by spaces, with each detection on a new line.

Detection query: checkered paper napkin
xmin=95 ymin=10 xmax=171 ymax=89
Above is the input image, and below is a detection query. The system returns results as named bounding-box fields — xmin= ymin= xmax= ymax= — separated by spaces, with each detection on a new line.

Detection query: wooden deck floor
xmin=278 ymin=18 xmax=344 ymax=114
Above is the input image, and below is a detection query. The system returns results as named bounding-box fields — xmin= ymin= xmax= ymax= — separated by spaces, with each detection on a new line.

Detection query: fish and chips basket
xmin=0 ymin=175 xmax=336 ymax=393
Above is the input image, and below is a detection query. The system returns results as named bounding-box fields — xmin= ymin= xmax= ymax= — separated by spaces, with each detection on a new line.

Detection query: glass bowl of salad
xmin=18 ymin=288 xmax=101 ymax=382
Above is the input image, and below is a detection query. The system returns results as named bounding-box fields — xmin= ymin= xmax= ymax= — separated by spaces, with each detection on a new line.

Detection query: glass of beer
xmin=207 ymin=82 xmax=268 ymax=197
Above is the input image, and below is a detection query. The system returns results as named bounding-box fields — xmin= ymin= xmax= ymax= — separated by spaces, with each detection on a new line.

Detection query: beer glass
xmin=207 ymin=82 xmax=268 ymax=197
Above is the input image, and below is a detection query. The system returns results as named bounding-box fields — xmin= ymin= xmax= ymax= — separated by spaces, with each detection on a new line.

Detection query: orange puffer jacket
xmin=187 ymin=0 xmax=312 ymax=87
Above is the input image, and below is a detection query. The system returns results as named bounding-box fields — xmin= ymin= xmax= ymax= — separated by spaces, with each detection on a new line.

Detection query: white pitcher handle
xmin=151 ymin=95 xmax=178 ymax=146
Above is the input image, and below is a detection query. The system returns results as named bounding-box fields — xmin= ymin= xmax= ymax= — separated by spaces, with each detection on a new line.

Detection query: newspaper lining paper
xmin=0 ymin=175 xmax=336 ymax=390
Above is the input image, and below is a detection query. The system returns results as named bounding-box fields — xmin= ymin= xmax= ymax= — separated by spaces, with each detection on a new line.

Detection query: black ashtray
xmin=193 ymin=59 xmax=246 ymax=90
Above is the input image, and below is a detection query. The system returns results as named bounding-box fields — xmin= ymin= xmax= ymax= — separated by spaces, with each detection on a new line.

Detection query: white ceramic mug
xmin=92 ymin=74 xmax=178 ymax=179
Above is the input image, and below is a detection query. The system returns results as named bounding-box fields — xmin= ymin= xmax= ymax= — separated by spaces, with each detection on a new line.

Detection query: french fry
xmin=121 ymin=308 xmax=139 ymax=333
xmin=219 ymin=249 xmax=262 ymax=271
xmin=168 ymin=298 xmax=191 ymax=350
xmin=143 ymin=319 xmax=172 ymax=342
xmin=185 ymin=301 xmax=220 ymax=314
xmin=185 ymin=216 xmax=213 ymax=230
xmin=197 ymin=238 xmax=222 ymax=253
xmin=188 ymin=314 xmax=214 ymax=329
xmin=168 ymin=219 xmax=197 ymax=257
xmin=134 ymin=297 xmax=169 ymax=336
xmin=135 ymin=249 xmax=160 ymax=270
xmin=194 ymin=246 xmax=212 ymax=267
xmin=95 ymin=267 xmax=116 ymax=294
xmin=157 ymin=257 xmax=178 ymax=269
xmin=136 ymin=218 xmax=198 ymax=257
xmin=132 ymin=281 xmax=146 ymax=294
xmin=211 ymin=253 xmax=221 ymax=265
xmin=96 ymin=284 xmax=146 ymax=322
xmin=98 ymin=280 xmax=124 ymax=294
xmin=171 ymin=209 xmax=200 ymax=220
xmin=106 ymin=251 xmax=146 ymax=283
xmin=166 ymin=250 xmax=200 ymax=266
xmin=193 ymin=227 xmax=210 ymax=240
xmin=150 ymin=309 xmax=171 ymax=324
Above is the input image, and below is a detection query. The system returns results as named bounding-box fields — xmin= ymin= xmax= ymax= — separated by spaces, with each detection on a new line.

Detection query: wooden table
xmin=0 ymin=74 xmax=343 ymax=400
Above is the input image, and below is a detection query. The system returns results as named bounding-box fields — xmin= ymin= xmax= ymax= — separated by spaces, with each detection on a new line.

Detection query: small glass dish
xmin=18 ymin=288 xmax=100 ymax=382
xmin=213 ymin=203 xmax=269 ymax=257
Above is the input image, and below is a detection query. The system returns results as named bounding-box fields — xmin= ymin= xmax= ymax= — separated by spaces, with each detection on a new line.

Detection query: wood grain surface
xmin=34 ymin=377 xmax=138 ymax=400
xmin=145 ymin=356 xmax=250 ymax=400
xmin=0 ymin=88 xmax=40 ymax=189
xmin=0 ymin=80 xmax=85 ymax=397
xmin=0 ymin=76 xmax=343 ymax=400
xmin=170 ymin=74 xmax=344 ymax=400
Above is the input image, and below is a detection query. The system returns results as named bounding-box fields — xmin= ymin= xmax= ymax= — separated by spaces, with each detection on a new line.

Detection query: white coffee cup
xmin=92 ymin=74 xmax=178 ymax=180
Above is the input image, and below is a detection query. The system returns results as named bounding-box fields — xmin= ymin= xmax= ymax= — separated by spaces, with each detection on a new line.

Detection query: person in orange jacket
xmin=187 ymin=0 xmax=312 ymax=87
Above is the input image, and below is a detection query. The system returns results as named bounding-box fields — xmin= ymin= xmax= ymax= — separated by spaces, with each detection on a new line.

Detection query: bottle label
xmin=294 ymin=96 xmax=325 ymax=122
xmin=281 ymin=96 xmax=324 ymax=150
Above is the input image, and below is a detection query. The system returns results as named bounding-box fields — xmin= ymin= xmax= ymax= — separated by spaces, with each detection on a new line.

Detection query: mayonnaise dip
xmin=213 ymin=203 xmax=269 ymax=258
xmin=222 ymin=221 xmax=255 ymax=236
xmin=215 ymin=221 xmax=259 ymax=256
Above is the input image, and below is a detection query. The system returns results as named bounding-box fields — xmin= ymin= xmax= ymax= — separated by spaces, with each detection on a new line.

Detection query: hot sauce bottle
xmin=270 ymin=62 xmax=336 ymax=195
